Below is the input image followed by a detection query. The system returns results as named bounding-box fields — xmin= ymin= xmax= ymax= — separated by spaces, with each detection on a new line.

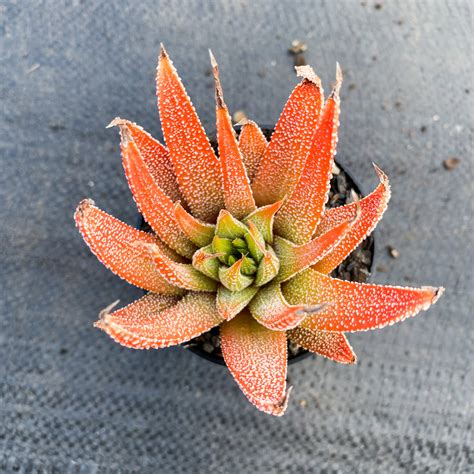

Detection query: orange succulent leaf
xmin=312 ymin=164 xmax=390 ymax=274
xmin=237 ymin=119 xmax=268 ymax=183
xmin=149 ymin=243 xmax=218 ymax=292
xmin=217 ymin=285 xmax=259 ymax=321
xmin=283 ymin=269 xmax=444 ymax=332
xmin=107 ymin=118 xmax=182 ymax=202
xmin=273 ymin=215 xmax=353 ymax=283
xmin=249 ymin=281 xmax=328 ymax=331
xmin=211 ymin=52 xmax=256 ymax=219
xmin=95 ymin=292 xmax=223 ymax=349
xmin=274 ymin=66 xmax=342 ymax=244
xmin=243 ymin=200 xmax=283 ymax=244
xmin=174 ymin=203 xmax=215 ymax=248
xmin=220 ymin=311 xmax=290 ymax=416
xmin=117 ymin=126 xmax=197 ymax=259
xmin=251 ymin=65 xmax=324 ymax=206
xmin=287 ymin=327 xmax=356 ymax=364
xmin=74 ymin=199 xmax=183 ymax=295
xmin=156 ymin=45 xmax=224 ymax=221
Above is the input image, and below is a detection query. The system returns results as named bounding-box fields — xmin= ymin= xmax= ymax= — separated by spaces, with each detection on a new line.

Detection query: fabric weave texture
xmin=0 ymin=1 xmax=472 ymax=472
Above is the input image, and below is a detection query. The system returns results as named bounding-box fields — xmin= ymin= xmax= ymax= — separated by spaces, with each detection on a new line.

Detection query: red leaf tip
xmin=210 ymin=50 xmax=225 ymax=108
xmin=159 ymin=43 xmax=168 ymax=59
xmin=74 ymin=198 xmax=96 ymax=220
xmin=372 ymin=162 xmax=389 ymax=184
xmin=234 ymin=117 xmax=255 ymax=127
xmin=268 ymin=386 xmax=293 ymax=417
xmin=105 ymin=118 xmax=140 ymax=147
xmin=426 ymin=286 xmax=445 ymax=306
xmin=329 ymin=63 xmax=343 ymax=100
xmin=94 ymin=299 xmax=120 ymax=330
xmin=295 ymin=64 xmax=322 ymax=86
xmin=106 ymin=117 xmax=124 ymax=129
xmin=116 ymin=124 xmax=133 ymax=146
xmin=208 ymin=48 xmax=218 ymax=68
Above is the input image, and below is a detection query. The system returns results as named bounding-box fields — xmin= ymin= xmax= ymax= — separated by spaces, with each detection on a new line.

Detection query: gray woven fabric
xmin=1 ymin=1 xmax=472 ymax=472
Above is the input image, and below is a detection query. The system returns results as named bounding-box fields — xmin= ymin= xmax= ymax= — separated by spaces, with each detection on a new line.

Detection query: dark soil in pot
xmin=138 ymin=126 xmax=375 ymax=366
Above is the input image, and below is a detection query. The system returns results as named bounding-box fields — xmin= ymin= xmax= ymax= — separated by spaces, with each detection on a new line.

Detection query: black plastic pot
xmin=137 ymin=126 xmax=376 ymax=366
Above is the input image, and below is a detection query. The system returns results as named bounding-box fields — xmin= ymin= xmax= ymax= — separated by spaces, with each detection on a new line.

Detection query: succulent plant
xmin=75 ymin=46 xmax=444 ymax=416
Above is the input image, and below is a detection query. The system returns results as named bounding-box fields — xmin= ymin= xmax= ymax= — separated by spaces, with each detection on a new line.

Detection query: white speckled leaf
xmin=287 ymin=327 xmax=356 ymax=364
xmin=118 ymin=125 xmax=197 ymax=258
xmin=284 ymin=269 xmax=444 ymax=332
xmin=156 ymin=46 xmax=224 ymax=221
xmin=74 ymin=199 xmax=183 ymax=295
xmin=251 ymin=66 xmax=324 ymax=206
xmin=95 ymin=292 xmax=223 ymax=349
xmin=274 ymin=66 xmax=342 ymax=244
xmin=220 ymin=311 xmax=290 ymax=416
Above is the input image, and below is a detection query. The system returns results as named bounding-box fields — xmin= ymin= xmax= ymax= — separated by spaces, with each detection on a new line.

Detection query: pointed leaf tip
xmin=96 ymin=299 xmax=120 ymax=327
xmin=244 ymin=200 xmax=283 ymax=244
xmin=426 ymin=286 xmax=445 ymax=305
xmin=295 ymin=64 xmax=322 ymax=86
xmin=75 ymin=198 xmax=95 ymax=217
xmin=216 ymin=210 xmax=249 ymax=238
xmin=254 ymin=246 xmax=280 ymax=287
xmin=211 ymin=51 xmax=225 ymax=108
xmin=372 ymin=162 xmax=389 ymax=184
xmin=208 ymin=48 xmax=218 ymax=68
xmin=108 ymin=117 xmax=182 ymax=203
xmin=248 ymin=385 xmax=293 ymax=417
xmin=331 ymin=62 xmax=343 ymax=98
xmin=106 ymin=117 xmax=122 ymax=129
xmin=274 ymin=216 xmax=352 ymax=282
xmin=159 ymin=43 xmax=168 ymax=58
xmin=192 ymin=245 xmax=222 ymax=281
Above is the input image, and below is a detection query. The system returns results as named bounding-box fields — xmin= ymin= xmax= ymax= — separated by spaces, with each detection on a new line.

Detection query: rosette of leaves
xmin=75 ymin=46 xmax=443 ymax=416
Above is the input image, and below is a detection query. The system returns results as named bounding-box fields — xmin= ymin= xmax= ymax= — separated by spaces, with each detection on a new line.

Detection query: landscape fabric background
xmin=0 ymin=1 xmax=472 ymax=472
